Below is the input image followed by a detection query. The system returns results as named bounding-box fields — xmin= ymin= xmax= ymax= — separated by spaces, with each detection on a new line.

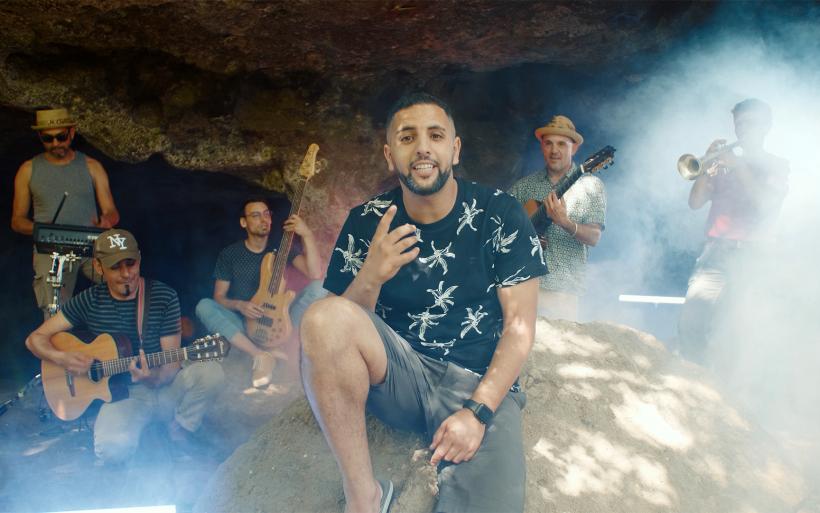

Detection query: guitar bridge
xmin=65 ymin=371 xmax=76 ymax=397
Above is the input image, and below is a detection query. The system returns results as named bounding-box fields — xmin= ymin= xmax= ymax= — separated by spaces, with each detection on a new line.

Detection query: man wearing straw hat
xmin=508 ymin=115 xmax=606 ymax=321
xmin=11 ymin=107 xmax=120 ymax=317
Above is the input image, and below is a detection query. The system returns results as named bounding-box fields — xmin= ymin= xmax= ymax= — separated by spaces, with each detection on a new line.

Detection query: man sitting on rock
xmin=196 ymin=196 xmax=323 ymax=388
xmin=301 ymin=93 xmax=547 ymax=513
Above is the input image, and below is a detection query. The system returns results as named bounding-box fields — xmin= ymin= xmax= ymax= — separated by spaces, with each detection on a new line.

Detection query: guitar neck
xmin=554 ymin=165 xmax=585 ymax=199
xmin=529 ymin=165 xmax=585 ymax=233
xmin=99 ymin=347 xmax=191 ymax=378
xmin=268 ymin=178 xmax=308 ymax=293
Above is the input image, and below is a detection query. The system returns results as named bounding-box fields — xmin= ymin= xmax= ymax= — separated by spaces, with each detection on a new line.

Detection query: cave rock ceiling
xmin=0 ymin=0 xmax=714 ymax=180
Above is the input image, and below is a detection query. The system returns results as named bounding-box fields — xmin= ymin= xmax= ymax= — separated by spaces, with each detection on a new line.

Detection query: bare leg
xmin=301 ymin=296 xmax=388 ymax=513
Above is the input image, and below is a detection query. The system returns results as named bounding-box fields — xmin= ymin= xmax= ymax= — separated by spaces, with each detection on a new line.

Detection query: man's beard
xmin=399 ymin=166 xmax=452 ymax=196
xmin=124 ymin=284 xmax=131 ymax=297
xmin=48 ymin=146 xmax=69 ymax=158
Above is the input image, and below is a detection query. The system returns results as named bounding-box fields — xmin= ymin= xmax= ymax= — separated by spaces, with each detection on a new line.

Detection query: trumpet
xmin=677 ymin=141 xmax=741 ymax=180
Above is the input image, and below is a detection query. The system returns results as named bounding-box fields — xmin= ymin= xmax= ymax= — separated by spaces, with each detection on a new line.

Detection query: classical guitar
xmin=41 ymin=332 xmax=229 ymax=421
xmin=523 ymin=145 xmax=616 ymax=239
xmin=246 ymin=143 xmax=320 ymax=348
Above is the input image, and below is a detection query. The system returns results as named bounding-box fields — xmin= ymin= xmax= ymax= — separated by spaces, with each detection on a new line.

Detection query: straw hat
xmin=534 ymin=115 xmax=583 ymax=145
xmin=31 ymin=108 xmax=77 ymax=131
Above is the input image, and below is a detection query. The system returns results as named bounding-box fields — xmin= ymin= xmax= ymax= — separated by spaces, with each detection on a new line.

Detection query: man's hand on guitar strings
xmin=59 ymin=351 xmax=94 ymax=376
xmin=129 ymin=349 xmax=154 ymax=384
xmin=544 ymin=192 xmax=570 ymax=228
xmin=238 ymin=300 xmax=265 ymax=319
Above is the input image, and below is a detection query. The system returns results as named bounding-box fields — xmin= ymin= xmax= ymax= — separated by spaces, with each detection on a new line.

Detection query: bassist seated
xmin=195 ymin=197 xmax=323 ymax=388
xmin=25 ymin=228 xmax=225 ymax=465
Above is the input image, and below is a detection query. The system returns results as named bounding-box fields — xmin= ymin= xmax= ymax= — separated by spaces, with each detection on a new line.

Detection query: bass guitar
xmin=42 ymin=332 xmax=229 ymax=421
xmin=523 ymin=145 xmax=615 ymax=240
xmin=246 ymin=143 xmax=320 ymax=348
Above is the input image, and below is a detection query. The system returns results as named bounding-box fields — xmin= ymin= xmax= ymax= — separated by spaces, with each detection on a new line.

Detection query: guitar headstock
xmin=187 ymin=333 xmax=230 ymax=362
xmin=298 ymin=143 xmax=320 ymax=180
xmin=581 ymin=145 xmax=616 ymax=174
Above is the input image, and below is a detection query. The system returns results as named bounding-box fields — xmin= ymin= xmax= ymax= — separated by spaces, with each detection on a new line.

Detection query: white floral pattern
xmin=334 ymin=234 xmax=365 ymax=275
xmin=418 ymin=241 xmax=456 ymax=275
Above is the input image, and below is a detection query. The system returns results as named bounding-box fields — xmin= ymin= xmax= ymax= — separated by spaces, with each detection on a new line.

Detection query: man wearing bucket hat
xmin=508 ymin=115 xmax=606 ymax=321
xmin=25 ymin=228 xmax=225 ymax=464
xmin=11 ymin=107 xmax=120 ymax=318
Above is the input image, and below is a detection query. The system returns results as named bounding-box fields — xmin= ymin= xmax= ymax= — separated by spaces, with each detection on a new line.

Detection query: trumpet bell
xmin=677 ymin=154 xmax=702 ymax=180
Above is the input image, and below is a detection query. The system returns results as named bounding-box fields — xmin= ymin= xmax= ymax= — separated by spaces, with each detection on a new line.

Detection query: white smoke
xmin=580 ymin=8 xmax=820 ymax=480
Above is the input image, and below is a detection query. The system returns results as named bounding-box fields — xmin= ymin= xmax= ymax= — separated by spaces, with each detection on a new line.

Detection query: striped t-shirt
xmin=61 ymin=280 xmax=181 ymax=356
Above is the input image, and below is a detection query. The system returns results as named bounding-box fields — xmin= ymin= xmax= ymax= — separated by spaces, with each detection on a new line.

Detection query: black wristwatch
xmin=463 ymin=399 xmax=494 ymax=425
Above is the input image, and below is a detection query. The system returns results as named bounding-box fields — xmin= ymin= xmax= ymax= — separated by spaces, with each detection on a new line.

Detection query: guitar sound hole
xmin=88 ymin=360 xmax=102 ymax=383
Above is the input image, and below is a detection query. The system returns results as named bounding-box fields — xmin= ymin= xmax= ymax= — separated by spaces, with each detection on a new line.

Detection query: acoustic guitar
xmin=41 ymin=332 xmax=229 ymax=421
xmin=523 ymin=145 xmax=616 ymax=241
xmin=246 ymin=143 xmax=320 ymax=348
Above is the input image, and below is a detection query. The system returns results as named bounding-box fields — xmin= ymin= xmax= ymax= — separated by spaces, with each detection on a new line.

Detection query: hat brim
xmin=31 ymin=122 xmax=76 ymax=131
xmin=97 ymin=250 xmax=141 ymax=269
xmin=534 ymin=127 xmax=583 ymax=145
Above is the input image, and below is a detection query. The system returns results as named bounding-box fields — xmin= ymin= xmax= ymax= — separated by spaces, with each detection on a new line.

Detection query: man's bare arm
xmin=213 ymin=279 xmax=264 ymax=319
xmin=87 ymin=157 xmax=119 ymax=228
xmin=471 ymin=277 xmax=539 ymax=411
xmin=25 ymin=312 xmax=94 ymax=375
xmin=11 ymin=161 xmax=34 ymax=235
xmin=429 ymin=278 xmax=539 ymax=465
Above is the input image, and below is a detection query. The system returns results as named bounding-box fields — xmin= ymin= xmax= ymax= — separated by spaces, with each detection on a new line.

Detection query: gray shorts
xmin=363 ymin=310 xmax=527 ymax=513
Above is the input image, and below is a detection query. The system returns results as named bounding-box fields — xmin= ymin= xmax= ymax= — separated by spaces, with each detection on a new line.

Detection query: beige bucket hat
xmin=534 ymin=115 xmax=583 ymax=145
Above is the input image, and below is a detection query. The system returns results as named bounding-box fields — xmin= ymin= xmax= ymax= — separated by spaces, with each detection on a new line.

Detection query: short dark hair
xmin=240 ymin=196 xmax=271 ymax=217
xmin=732 ymin=98 xmax=772 ymax=124
xmin=385 ymin=92 xmax=455 ymax=135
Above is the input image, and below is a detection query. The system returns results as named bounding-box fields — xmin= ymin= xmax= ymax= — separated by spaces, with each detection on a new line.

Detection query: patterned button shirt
xmin=324 ymin=178 xmax=548 ymax=374
xmin=508 ymin=164 xmax=606 ymax=295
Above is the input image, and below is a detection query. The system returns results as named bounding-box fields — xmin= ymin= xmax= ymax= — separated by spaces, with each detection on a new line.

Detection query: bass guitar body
xmin=41 ymin=332 xmax=131 ymax=421
xmin=245 ymin=143 xmax=320 ymax=348
xmin=246 ymin=251 xmax=296 ymax=348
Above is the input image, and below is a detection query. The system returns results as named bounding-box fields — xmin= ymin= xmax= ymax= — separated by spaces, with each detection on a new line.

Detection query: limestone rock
xmin=195 ymin=319 xmax=809 ymax=513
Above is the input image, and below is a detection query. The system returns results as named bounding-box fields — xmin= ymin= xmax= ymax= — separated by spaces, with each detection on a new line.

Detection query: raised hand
xmin=283 ymin=214 xmax=311 ymax=237
xmin=358 ymin=205 xmax=419 ymax=287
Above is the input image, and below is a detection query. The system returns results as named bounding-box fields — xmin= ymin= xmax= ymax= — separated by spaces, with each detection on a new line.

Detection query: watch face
xmin=465 ymin=399 xmax=493 ymax=424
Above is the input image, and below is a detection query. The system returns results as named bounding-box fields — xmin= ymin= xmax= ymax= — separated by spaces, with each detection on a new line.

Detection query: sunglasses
xmin=39 ymin=131 xmax=70 ymax=144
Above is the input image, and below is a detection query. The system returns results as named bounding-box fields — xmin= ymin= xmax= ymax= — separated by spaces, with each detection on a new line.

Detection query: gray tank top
xmin=30 ymin=151 xmax=98 ymax=226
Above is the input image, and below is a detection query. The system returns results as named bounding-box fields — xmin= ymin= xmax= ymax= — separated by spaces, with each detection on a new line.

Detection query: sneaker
xmin=252 ymin=351 xmax=276 ymax=388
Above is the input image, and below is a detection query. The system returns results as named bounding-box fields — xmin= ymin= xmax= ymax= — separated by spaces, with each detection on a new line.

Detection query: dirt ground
xmin=0 ymin=341 xmax=300 ymax=513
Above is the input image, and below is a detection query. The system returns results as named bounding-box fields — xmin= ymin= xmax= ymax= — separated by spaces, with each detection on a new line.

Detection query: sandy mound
xmin=195 ymin=319 xmax=814 ymax=513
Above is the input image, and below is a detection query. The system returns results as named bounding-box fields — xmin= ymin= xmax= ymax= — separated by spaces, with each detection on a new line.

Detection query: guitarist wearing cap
xmin=508 ymin=115 xmax=607 ymax=321
xmin=25 ymin=228 xmax=225 ymax=465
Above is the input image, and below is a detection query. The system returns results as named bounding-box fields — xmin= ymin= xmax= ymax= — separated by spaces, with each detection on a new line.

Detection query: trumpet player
xmin=677 ymin=98 xmax=789 ymax=363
